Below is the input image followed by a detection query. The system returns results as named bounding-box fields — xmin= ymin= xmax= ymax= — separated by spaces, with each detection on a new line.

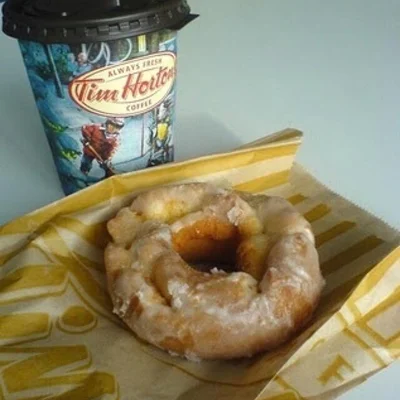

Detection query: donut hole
xmin=172 ymin=217 xmax=240 ymax=273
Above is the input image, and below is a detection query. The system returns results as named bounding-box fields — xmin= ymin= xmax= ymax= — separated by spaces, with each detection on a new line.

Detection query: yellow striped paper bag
xmin=0 ymin=129 xmax=398 ymax=400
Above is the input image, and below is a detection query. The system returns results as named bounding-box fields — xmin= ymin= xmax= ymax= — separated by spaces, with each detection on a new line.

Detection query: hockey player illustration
xmin=147 ymin=94 xmax=174 ymax=167
xmin=80 ymin=117 xmax=125 ymax=177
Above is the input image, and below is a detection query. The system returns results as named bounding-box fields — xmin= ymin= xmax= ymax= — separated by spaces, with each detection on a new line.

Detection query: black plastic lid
xmin=2 ymin=0 xmax=198 ymax=44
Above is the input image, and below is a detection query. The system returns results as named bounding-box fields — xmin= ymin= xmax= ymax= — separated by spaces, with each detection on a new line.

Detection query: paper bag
xmin=0 ymin=129 xmax=398 ymax=400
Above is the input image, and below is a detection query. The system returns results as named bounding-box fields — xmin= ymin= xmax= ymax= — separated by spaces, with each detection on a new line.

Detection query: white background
xmin=0 ymin=0 xmax=398 ymax=398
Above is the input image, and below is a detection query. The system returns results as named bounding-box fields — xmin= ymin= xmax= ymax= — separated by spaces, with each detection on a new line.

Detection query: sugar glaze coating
xmin=104 ymin=183 xmax=325 ymax=360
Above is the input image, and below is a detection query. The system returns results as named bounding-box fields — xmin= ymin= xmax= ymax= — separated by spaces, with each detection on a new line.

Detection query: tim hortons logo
xmin=69 ymin=52 xmax=176 ymax=117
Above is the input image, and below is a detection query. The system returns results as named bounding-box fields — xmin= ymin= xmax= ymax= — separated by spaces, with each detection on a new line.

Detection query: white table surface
xmin=0 ymin=0 xmax=398 ymax=398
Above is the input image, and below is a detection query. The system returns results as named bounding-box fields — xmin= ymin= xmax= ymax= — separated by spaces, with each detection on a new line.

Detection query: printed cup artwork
xmin=2 ymin=0 xmax=198 ymax=195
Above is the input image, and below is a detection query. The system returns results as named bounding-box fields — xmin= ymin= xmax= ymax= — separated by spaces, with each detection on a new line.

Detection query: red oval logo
xmin=69 ymin=52 xmax=176 ymax=117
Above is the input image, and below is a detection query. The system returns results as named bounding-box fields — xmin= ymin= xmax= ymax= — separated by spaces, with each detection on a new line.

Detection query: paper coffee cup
xmin=2 ymin=0 xmax=198 ymax=195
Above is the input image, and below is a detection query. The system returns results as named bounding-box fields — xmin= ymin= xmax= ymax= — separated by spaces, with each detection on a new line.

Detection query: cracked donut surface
xmin=104 ymin=183 xmax=325 ymax=360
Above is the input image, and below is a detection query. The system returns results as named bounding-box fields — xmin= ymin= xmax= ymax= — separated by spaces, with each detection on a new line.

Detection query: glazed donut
xmin=104 ymin=183 xmax=325 ymax=360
